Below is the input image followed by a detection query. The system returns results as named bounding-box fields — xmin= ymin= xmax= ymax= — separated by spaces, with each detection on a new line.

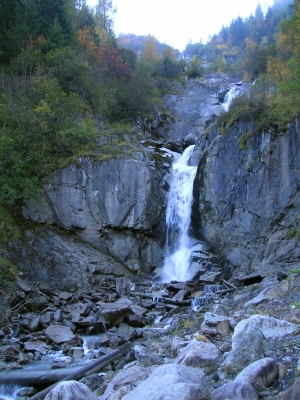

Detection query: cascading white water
xmin=161 ymin=145 xmax=197 ymax=282
xmin=0 ymin=384 xmax=21 ymax=400
xmin=222 ymin=87 xmax=238 ymax=112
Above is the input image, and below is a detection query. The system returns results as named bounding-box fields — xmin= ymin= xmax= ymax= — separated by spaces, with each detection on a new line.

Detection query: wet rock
xmin=44 ymin=325 xmax=75 ymax=345
xmin=172 ymin=290 xmax=188 ymax=301
xmin=0 ymin=345 xmax=20 ymax=362
xmin=24 ymin=340 xmax=48 ymax=355
xmin=44 ymin=380 xmax=98 ymax=400
xmin=175 ymin=338 xmax=222 ymax=372
xmin=122 ymin=364 xmax=209 ymax=400
xmin=69 ymin=347 xmax=84 ymax=361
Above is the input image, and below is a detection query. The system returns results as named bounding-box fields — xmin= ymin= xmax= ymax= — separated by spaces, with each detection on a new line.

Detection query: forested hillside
xmin=0 ymin=0 xmax=184 ymax=229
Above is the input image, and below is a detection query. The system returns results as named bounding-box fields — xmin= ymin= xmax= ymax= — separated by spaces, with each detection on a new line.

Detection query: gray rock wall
xmin=23 ymin=156 xmax=167 ymax=273
xmin=193 ymin=118 xmax=300 ymax=276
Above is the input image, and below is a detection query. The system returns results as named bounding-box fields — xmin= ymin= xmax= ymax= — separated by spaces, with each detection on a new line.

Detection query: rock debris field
xmin=1 ymin=272 xmax=300 ymax=399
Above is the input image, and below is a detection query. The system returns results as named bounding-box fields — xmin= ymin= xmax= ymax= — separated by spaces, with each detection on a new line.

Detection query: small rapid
xmin=161 ymin=145 xmax=197 ymax=282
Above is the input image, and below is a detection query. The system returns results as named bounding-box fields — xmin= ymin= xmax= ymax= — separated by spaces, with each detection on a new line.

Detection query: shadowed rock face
xmin=193 ymin=118 xmax=300 ymax=276
xmin=23 ymin=157 xmax=167 ymax=274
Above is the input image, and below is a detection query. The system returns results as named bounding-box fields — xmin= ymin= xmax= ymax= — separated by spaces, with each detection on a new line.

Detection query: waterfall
xmin=161 ymin=145 xmax=197 ymax=282
xmin=222 ymin=87 xmax=238 ymax=112
xmin=0 ymin=384 xmax=21 ymax=400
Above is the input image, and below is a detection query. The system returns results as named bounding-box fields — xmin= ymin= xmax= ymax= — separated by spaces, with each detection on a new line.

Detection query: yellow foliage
xmin=216 ymin=44 xmax=229 ymax=52
xmin=267 ymin=56 xmax=290 ymax=84
xmin=141 ymin=35 xmax=160 ymax=64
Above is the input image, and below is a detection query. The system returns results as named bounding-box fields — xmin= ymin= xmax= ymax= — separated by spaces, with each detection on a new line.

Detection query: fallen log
xmin=221 ymin=279 xmax=238 ymax=290
xmin=25 ymin=342 xmax=132 ymax=399
xmin=215 ymin=288 xmax=235 ymax=295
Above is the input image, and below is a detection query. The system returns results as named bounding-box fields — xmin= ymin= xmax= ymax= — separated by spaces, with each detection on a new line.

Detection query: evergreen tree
xmin=94 ymin=0 xmax=116 ymax=36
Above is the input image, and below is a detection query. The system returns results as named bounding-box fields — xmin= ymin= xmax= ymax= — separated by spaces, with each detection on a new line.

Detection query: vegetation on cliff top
xmin=218 ymin=0 xmax=300 ymax=140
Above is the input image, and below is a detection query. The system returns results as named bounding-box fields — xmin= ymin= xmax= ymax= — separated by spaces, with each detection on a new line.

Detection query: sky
xmin=87 ymin=0 xmax=276 ymax=51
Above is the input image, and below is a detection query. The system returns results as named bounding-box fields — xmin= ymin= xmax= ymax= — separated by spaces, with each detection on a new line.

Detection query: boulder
xmin=97 ymin=298 xmax=132 ymax=327
xmin=24 ymin=340 xmax=48 ymax=355
xmin=99 ymin=365 xmax=154 ymax=400
xmin=44 ymin=325 xmax=75 ymax=345
xmin=175 ymin=338 xmax=222 ymax=372
xmin=115 ymin=324 xmax=137 ymax=342
xmin=122 ymin=364 xmax=209 ymax=400
xmin=201 ymin=312 xmax=235 ymax=333
xmin=44 ymin=380 xmax=98 ymax=400
xmin=29 ymin=316 xmax=42 ymax=332
xmin=221 ymin=325 xmax=267 ymax=375
xmin=211 ymin=358 xmax=278 ymax=400
xmin=233 ymin=315 xmax=298 ymax=339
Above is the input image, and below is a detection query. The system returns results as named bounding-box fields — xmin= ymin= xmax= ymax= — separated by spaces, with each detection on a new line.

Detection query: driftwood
xmin=25 ymin=342 xmax=132 ymax=399
xmin=215 ymin=288 xmax=235 ymax=295
xmin=221 ymin=279 xmax=238 ymax=290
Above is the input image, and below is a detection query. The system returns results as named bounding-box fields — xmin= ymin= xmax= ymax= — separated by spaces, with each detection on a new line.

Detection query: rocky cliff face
xmin=19 ymin=73 xmax=300 ymax=284
xmin=22 ymin=155 xmax=168 ymax=276
xmin=193 ymin=119 xmax=300 ymax=277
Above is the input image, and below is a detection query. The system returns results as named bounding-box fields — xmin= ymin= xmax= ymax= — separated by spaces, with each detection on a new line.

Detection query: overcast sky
xmin=87 ymin=0 xmax=276 ymax=51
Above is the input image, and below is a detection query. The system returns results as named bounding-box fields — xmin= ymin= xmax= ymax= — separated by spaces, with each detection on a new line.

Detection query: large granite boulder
xmin=122 ymin=364 xmax=209 ymax=400
xmin=175 ymin=338 xmax=222 ymax=373
xmin=45 ymin=380 xmax=98 ymax=400
xmin=211 ymin=358 xmax=278 ymax=400
xmin=221 ymin=315 xmax=297 ymax=375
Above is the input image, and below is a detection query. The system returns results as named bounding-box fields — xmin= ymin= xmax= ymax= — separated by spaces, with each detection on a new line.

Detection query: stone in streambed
xmin=44 ymin=325 xmax=75 ymax=345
